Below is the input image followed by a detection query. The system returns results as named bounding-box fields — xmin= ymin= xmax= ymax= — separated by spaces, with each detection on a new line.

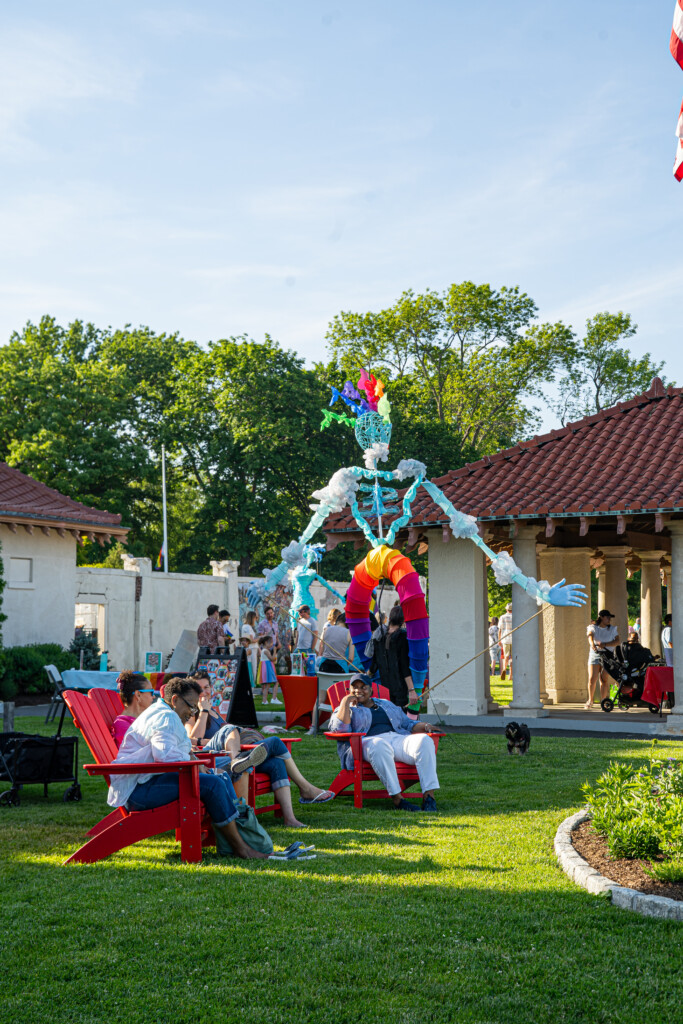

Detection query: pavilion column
xmin=596 ymin=564 xmax=607 ymax=610
xmin=536 ymin=546 xmax=549 ymax=702
xmin=635 ymin=551 xmax=666 ymax=656
xmin=481 ymin=554 xmax=498 ymax=710
xmin=665 ymin=567 xmax=673 ymax=615
xmin=509 ymin=525 xmax=547 ymax=717
xmin=665 ymin=523 xmax=683 ymax=734
xmin=600 ymin=547 xmax=630 ymax=644
xmin=538 ymin=547 xmax=592 ymax=704
xmin=427 ymin=532 xmax=487 ymax=716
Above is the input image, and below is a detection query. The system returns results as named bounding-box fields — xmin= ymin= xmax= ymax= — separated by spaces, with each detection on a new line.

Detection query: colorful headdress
xmin=320 ymin=370 xmax=391 ymax=431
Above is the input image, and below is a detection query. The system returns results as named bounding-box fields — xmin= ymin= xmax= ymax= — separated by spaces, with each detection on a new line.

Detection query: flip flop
xmin=299 ymin=790 xmax=335 ymax=805
xmin=269 ymin=844 xmax=316 ymax=861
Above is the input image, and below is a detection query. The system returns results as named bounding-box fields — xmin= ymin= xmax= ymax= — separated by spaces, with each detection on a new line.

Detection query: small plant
xmin=644 ymin=860 xmax=683 ymax=883
xmin=68 ymin=631 xmax=101 ymax=670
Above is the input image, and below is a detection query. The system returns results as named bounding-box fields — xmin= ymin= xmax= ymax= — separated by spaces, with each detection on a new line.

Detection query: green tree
xmin=327 ymin=282 xmax=574 ymax=454
xmin=165 ymin=336 xmax=346 ymax=576
xmin=0 ymin=317 xmax=199 ymax=562
xmin=551 ymin=312 xmax=668 ymax=425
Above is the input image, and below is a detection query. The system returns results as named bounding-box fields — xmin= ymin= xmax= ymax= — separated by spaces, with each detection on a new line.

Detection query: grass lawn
xmin=2 ymin=715 xmax=682 ymax=1024
xmin=489 ymin=674 xmax=512 ymax=707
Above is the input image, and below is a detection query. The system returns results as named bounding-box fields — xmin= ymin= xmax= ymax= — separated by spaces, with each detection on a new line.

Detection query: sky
xmin=1 ymin=1 xmax=681 ymax=429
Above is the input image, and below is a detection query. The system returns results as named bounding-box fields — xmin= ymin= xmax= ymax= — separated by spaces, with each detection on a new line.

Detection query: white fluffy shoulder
xmin=310 ymin=468 xmax=360 ymax=513
xmin=280 ymin=541 xmax=305 ymax=568
xmin=393 ymin=459 xmax=427 ymax=481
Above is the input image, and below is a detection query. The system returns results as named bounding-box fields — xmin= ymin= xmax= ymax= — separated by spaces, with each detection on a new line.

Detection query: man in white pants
xmin=329 ymin=673 xmax=440 ymax=811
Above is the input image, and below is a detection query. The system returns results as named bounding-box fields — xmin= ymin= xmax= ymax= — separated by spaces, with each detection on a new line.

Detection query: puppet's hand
xmin=246 ymin=580 xmax=266 ymax=608
xmin=547 ymin=579 xmax=587 ymax=607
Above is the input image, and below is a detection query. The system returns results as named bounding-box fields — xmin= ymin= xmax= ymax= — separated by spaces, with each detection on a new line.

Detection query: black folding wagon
xmin=0 ymin=712 xmax=81 ymax=807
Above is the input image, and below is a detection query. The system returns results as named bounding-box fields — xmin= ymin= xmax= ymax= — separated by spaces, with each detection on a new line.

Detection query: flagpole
xmin=161 ymin=444 xmax=169 ymax=573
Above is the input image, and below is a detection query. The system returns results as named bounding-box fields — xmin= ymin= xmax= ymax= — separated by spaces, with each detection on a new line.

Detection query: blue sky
xmin=1 ymin=1 xmax=681 ymax=427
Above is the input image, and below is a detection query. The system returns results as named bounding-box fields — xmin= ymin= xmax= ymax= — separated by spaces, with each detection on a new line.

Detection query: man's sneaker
xmin=230 ymin=745 xmax=268 ymax=776
xmin=270 ymin=698 xmax=283 ymax=705
xmin=421 ymin=794 xmax=438 ymax=812
xmin=394 ymin=798 xmax=420 ymax=812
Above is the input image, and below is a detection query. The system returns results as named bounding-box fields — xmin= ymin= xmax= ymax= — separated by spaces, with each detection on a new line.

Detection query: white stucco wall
xmin=1 ymin=528 xmax=77 ymax=647
xmin=76 ymin=561 xmax=231 ymax=671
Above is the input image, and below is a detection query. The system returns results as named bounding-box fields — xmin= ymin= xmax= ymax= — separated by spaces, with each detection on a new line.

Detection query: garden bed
xmin=572 ymin=819 xmax=683 ymax=901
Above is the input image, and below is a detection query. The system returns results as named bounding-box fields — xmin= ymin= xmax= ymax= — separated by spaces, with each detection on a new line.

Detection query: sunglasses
xmin=137 ymin=689 xmax=156 ymax=694
xmin=180 ymin=695 xmax=199 ymax=716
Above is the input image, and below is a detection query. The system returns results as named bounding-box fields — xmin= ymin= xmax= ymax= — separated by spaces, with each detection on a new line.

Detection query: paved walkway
xmin=425 ymin=700 xmax=682 ymax=739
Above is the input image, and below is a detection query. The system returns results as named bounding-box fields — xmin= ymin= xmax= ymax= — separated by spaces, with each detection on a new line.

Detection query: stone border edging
xmin=554 ymin=811 xmax=683 ymax=920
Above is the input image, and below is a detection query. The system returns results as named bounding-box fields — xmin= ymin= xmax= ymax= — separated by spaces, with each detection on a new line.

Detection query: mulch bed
xmin=572 ymin=820 xmax=683 ymax=901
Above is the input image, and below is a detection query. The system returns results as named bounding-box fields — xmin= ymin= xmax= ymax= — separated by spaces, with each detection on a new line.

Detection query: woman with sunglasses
xmin=111 ymin=671 xmax=157 ymax=748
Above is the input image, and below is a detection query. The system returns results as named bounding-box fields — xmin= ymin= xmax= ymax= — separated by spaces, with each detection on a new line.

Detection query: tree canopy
xmin=0 ymin=288 xmax=670 ymax=578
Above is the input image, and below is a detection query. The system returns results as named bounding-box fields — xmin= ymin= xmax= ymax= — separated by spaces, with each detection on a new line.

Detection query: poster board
xmin=144 ymin=651 xmax=163 ymax=673
xmin=222 ymin=647 xmax=259 ymax=729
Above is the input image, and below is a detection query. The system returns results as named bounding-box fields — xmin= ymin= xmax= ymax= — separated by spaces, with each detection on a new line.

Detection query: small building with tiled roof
xmin=0 ymin=462 xmax=128 ymax=649
xmin=325 ymin=379 xmax=683 ymax=728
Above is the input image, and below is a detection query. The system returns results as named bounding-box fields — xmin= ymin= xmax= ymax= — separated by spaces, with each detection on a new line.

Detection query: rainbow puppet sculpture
xmin=248 ymin=371 xmax=586 ymax=697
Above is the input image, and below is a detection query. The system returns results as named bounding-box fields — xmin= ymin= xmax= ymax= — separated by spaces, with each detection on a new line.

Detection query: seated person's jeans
xmin=202 ymin=730 xmax=293 ymax=790
xmin=127 ymin=770 xmax=239 ymax=827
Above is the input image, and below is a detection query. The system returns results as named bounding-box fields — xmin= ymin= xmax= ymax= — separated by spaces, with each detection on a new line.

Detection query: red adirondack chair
xmin=88 ymin=688 xmax=124 ymax=731
xmin=324 ymin=680 xmax=444 ymax=809
xmin=63 ymin=690 xmax=217 ymax=864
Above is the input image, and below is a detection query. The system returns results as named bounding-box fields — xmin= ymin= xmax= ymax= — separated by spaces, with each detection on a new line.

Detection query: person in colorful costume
xmin=248 ymin=372 xmax=586 ymax=704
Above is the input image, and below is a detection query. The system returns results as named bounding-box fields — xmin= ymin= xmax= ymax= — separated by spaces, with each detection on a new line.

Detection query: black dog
xmin=505 ymin=721 xmax=530 ymax=755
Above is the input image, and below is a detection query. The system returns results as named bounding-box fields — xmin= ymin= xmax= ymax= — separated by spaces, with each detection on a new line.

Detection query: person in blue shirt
xmin=329 ymin=673 xmax=440 ymax=812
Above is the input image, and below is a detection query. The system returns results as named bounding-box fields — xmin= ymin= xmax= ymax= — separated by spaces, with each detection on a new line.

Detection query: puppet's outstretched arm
xmin=312 ymin=573 xmax=346 ymax=604
xmin=418 ymin=475 xmax=586 ymax=609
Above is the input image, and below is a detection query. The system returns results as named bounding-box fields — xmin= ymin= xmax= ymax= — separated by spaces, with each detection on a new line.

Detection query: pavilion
xmin=324 ymin=378 xmax=683 ymax=735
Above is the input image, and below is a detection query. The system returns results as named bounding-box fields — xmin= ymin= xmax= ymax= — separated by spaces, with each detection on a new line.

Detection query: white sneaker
xmin=270 ymin=698 xmax=283 ymax=705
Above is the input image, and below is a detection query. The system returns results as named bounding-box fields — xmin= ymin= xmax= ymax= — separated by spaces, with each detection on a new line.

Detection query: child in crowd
xmin=258 ymin=635 xmax=281 ymax=705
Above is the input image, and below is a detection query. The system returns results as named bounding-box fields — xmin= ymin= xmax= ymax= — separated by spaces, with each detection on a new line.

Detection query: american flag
xmin=673 ymin=0 xmax=683 ymax=180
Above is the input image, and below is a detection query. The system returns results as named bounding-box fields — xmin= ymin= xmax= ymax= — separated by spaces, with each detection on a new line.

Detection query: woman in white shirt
xmin=585 ymin=609 xmax=620 ymax=709
xmin=318 ymin=612 xmax=354 ymax=673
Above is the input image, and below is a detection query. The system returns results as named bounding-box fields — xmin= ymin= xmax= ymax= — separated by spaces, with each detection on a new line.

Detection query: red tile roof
xmin=0 ymin=462 xmax=126 ymax=534
xmin=325 ymin=378 xmax=683 ymax=534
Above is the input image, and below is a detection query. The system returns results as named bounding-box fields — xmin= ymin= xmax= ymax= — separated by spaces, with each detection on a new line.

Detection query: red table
xmin=641 ymin=666 xmax=674 ymax=710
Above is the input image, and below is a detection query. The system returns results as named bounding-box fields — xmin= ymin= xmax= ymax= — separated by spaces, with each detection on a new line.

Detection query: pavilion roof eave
xmin=0 ymin=510 xmax=128 ymax=537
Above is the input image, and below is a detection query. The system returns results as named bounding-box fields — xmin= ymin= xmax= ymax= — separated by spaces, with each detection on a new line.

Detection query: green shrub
xmin=0 ymin=644 xmax=79 ymax=700
xmin=583 ymin=743 xmax=683 ymax=868
xmin=606 ymin=819 xmax=661 ymax=860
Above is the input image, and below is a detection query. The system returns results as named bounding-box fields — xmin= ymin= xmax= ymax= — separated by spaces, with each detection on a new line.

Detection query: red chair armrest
xmin=84 ymin=760 xmax=202 ymax=777
xmin=323 ymin=731 xmax=365 ymax=739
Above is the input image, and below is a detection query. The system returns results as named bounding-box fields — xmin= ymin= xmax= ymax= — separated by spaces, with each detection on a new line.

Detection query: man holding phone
xmin=329 ymin=673 xmax=440 ymax=812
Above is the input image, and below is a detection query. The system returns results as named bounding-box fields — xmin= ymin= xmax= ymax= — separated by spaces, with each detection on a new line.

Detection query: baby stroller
xmin=598 ymin=641 xmax=659 ymax=713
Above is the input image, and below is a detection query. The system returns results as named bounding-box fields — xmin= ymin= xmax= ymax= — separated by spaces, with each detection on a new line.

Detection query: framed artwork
xmin=144 ymin=651 xmax=163 ymax=673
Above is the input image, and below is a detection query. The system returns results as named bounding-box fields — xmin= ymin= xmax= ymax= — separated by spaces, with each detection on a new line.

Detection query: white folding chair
xmin=44 ymin=665 xmax=65 ymax=723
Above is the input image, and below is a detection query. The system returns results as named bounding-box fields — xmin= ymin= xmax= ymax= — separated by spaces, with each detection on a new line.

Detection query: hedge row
xmin=0 ymin=645 xmax=79 ymax=701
